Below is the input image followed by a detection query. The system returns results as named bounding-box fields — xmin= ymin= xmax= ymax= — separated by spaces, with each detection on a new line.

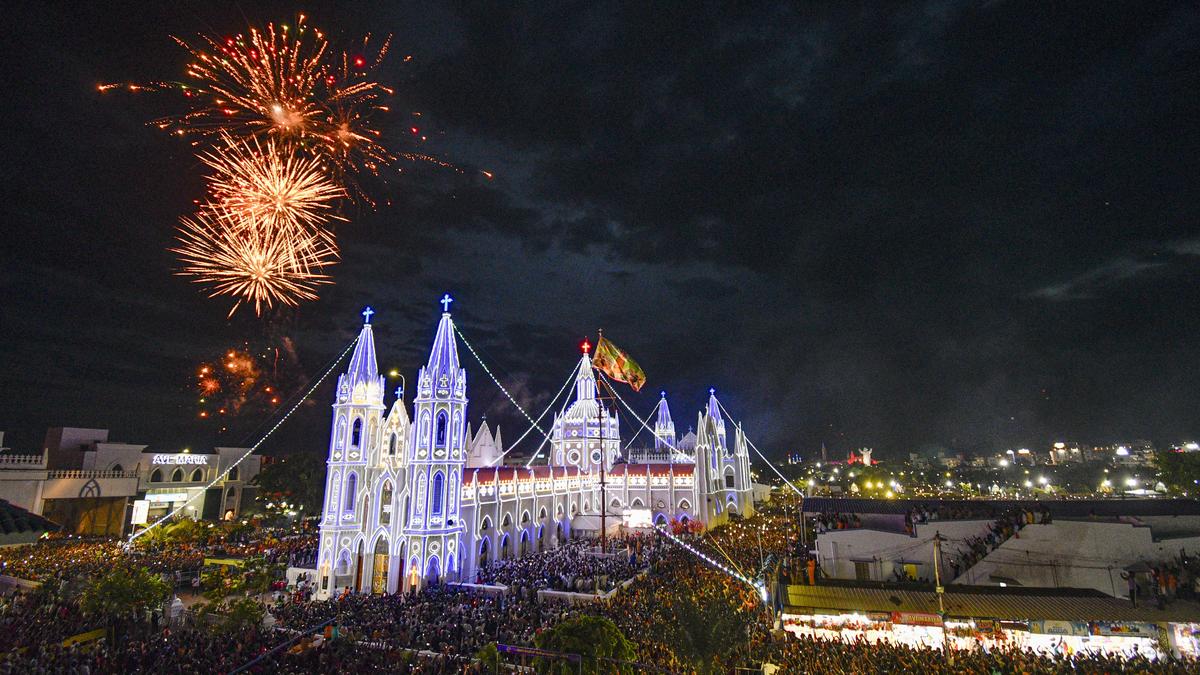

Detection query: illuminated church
xmin=316 ymin=298 xmax=755 ymax=597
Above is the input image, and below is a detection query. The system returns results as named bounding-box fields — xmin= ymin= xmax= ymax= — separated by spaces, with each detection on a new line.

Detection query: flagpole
xmin=597 ymin=329 xmax=607 ymax=555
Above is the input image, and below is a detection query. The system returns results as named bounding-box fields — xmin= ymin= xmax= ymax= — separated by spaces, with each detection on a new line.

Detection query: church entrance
xmin=426 ymin=556 xmax=440 ymax=586
xmin=353 ymin=540 xmax=364 ymax=591
xmin=371 ymin=538 xmax=389 ymax=594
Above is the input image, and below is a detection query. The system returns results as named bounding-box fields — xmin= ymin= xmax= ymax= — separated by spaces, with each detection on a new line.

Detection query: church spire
xmin=654 ymin=391 xmax=676 ymax=452
xmin=345 ymin=307 xmax=380 ymax=386
xmin=574 ymin=339 xmax=597 ymax=402
xmin=425 ymin=294 xmax=461 ymax=376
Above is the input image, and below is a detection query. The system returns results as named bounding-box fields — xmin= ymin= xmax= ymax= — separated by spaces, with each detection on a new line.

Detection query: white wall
xmin=963 ymin=520 xmax=1200 ymax=596
xmin=817 ymin=520 xmax=995 ymax=582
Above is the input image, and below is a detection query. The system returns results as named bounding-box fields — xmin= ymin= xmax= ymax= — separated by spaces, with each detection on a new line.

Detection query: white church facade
xmin=316 ymin=299 xmax=755 ymax=598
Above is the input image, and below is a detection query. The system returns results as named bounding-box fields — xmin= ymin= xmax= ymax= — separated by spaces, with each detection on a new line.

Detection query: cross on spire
xmin=581 ymin=339 xmax=591 ymax=355
xmin=709 ymin=387 xmax=716 ymax=396
xmin=362 ymin=306 xmax=374 ymax=324
xmin=440 ymin=294 xmax=453 ymax=313
xmin=394 ymin=386 xmax=403 ymax=399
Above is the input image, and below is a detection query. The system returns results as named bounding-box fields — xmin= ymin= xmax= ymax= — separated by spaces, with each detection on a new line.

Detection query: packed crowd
xmin=1 ymin=511 xmax=1198 ymax=673
xmin=271 ymin=586 xmax=571 ymax=658
xmin=474 ymin=535 xmax=659 ymax=593
xmin=755 ymin=634 xmax=1192 ymax=674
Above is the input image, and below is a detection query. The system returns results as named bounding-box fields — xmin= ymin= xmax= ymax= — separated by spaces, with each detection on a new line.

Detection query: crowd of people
xmin=474 ymin=535 xmax=659 ymax=593
xmin=0 ymin=511 xmax=1198 ymax=673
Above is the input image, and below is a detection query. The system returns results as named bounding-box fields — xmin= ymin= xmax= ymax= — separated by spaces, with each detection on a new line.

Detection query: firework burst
xmin=104 ymin=15 xmax=475 ymax=316
xmin=171 ymin=207 xmax=337 ymax=317
xmin=201 ymin=133 xmax=345 ymax=236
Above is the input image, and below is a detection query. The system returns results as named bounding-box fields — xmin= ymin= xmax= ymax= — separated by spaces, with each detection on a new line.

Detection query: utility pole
xmin=932 ymin=531 xmax=953 ymax=664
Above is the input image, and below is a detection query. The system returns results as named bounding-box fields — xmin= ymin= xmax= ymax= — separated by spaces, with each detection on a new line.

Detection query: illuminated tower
xmin=317 ymin=307 xmax=386 ymax=597
xmin=653 ymin=391 xmax=676 ymax=454
xmin=403 ymin=294 xmax=468 ymax=588
xmin=550 ymin=343 xmax=620 ymax=474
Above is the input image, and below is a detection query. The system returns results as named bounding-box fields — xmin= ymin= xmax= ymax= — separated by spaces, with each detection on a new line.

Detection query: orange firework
xmin=160 ymin=16 xmax=329 ymax=141
xmin=201 ymin=133 xmax=345 ymax=236
xmin=171 ymin=206 xmax=337 ymax=317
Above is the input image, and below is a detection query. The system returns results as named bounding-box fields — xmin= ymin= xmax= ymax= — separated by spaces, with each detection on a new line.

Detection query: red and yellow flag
xmin=592 ymin=336 xmax=646 ymax=392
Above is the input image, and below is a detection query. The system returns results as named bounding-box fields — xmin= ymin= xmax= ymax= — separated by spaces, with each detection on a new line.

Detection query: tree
xmin=1156 ymin=450 xmax=1200 ymax=494
xmin=219 ymin=597 xmax=265 ymax=633
xmin=475 ymin=642 xmax=501 ymax=674
xmin=81 ymin=565 xmax=171 ymax=643
xmin=533 ymin=615 xmax=637 ymax=674
xmin=252 ymin=452 xmax=327 ymax=514
xmin=669 ymin=592 xmax=751 ymax=675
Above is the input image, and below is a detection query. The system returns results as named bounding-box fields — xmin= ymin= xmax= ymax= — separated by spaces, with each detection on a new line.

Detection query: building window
xmin=389 ymin=434 xmax=397 ymax=455
xmin=435 ymin=412 xmax=448 ymax=448
xmin=346 ymin=473 xmax=357 ymax=512
xmin=111 ymin=464 xmax=123 ymax=473
xmin=380 ymin=481 xmax=393 ymax=525
xmin=725 ymin=473 xmax=735 ymax=489
xmin=431 ymin=471 xmax=445 ymax=515
xmin=351 ymin=418 xmax=363 ymax=447
xmin=855 ymin=561 xmax=871 ymax=581
xmin=171 ymin=468 xmax=183 ymax=482
xmin=191 ymin=468 xmax=203 ymax=482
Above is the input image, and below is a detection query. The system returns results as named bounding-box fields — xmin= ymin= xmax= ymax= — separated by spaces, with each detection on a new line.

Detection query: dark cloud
xmin=1 ymin=1 xmax=1199 ymax=460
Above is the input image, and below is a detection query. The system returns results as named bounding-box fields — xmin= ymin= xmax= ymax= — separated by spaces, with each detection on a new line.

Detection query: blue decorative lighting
xmin=362 ymin=306 xmax=375 ymax=324
xmin=440 ymin=293 xmax=453 ymax=313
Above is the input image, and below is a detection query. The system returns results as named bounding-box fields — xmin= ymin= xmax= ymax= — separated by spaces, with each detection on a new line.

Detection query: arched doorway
xmin=353 ymin=540 xmax=365 ymax=591
xmin=426 ymin=556 xmax=441 ymax=586
xmin=500 ymin=534 xmax=511 ymax=560
xmin=520 ymin=530 xmax=530 ymax=557
xmin=371 ymin=537 xmax=389 ymax=594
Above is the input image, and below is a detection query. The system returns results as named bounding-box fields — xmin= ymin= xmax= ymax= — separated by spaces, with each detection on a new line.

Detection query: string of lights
xmin=453 ymin=323 xmax=553 ymax=445
xmin=595 ymin=371 xmax=686 ymax=456
xmin=714 ymin=397 xmax=804 ymax=498
xmin=127 ymin=334 xmax=360 ymax=545
xmin=654 ymin=524 xmax=766 ymax=602
xmin=524 ymin=367 xmax=579 ymax=467
xmin=620 ymin=399 xmax=660 ymax=453
xmin=513 ymin=358 xmax=578 ymax=466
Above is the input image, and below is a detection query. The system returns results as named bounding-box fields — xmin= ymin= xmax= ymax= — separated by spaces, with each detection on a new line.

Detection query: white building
xmin=0 ymin=428 xmax=262 ymax=535
xmin=315 ymin=300 xmax=757 ymax=597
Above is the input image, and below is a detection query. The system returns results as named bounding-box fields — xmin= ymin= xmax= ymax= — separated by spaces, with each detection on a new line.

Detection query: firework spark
xmin=171 ymin=207 xmax=336 ymax=317
xmin=201 ymin=133 xmax=345 ymax=236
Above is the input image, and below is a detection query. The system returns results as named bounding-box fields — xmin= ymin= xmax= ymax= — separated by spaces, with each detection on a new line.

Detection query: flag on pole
xmin=592 ymin=336 xmax=646 ymax=391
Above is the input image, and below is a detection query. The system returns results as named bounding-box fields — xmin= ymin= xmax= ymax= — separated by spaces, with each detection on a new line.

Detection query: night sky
xmin=2 ymin=2 xmax=1198 ymax=462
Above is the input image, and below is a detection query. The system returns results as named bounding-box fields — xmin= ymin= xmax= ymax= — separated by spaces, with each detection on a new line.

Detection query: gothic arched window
xmin=345 ymin=473 xmax=357 ymax=512
xmin=191 ymin=468 xmax=203 ymax=482
xmin=150 ymin=469 xmax=162 ymax=483
xmin=351 ymin=418 xmax=363 ymax=447
xmin=435 ymin=412 xmax=448 ymax=448
xmin=389 ymin=434 xmax=397 ymax=455
xmin=111 ymin=464 xmax=123 ymax=473
xmin=380 ymin=481 xmax=393 ymax=525
xmin=171 ymin=468 xmax=183 ymax=482
xmin=431 ymin=471 xmax=445 ymax=515
xmin=228 ymin=465 xmax=239 ymax=481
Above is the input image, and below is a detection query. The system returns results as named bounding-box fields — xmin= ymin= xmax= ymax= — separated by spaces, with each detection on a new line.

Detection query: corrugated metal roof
xmin=784 ymin=584 xmax=1200 ymax=622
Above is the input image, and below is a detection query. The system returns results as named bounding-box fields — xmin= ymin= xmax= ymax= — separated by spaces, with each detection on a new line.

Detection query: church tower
xmin=550 ymin=345 xmax=619 ymax=474
xmin=317 ymin=307 xmax=386 ymax=597
xmin=653 ymin=392 xmax=676 ymax=455
xmin=403 ymin=295 xmax=468 ymax=588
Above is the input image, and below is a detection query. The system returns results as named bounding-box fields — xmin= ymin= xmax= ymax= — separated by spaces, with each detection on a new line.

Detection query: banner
xmin=891 ymin=611 xmax=942 ymax=627
xmin=1090 ymin=621 xmax=1159 ymax=638
xmin=592 ymin=337 xmax=646 ymax=392
xmin=62 ymin=628 xmax=106 ymax=647
xmin=1029 ymin=620 xmax=1090 ymax=637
